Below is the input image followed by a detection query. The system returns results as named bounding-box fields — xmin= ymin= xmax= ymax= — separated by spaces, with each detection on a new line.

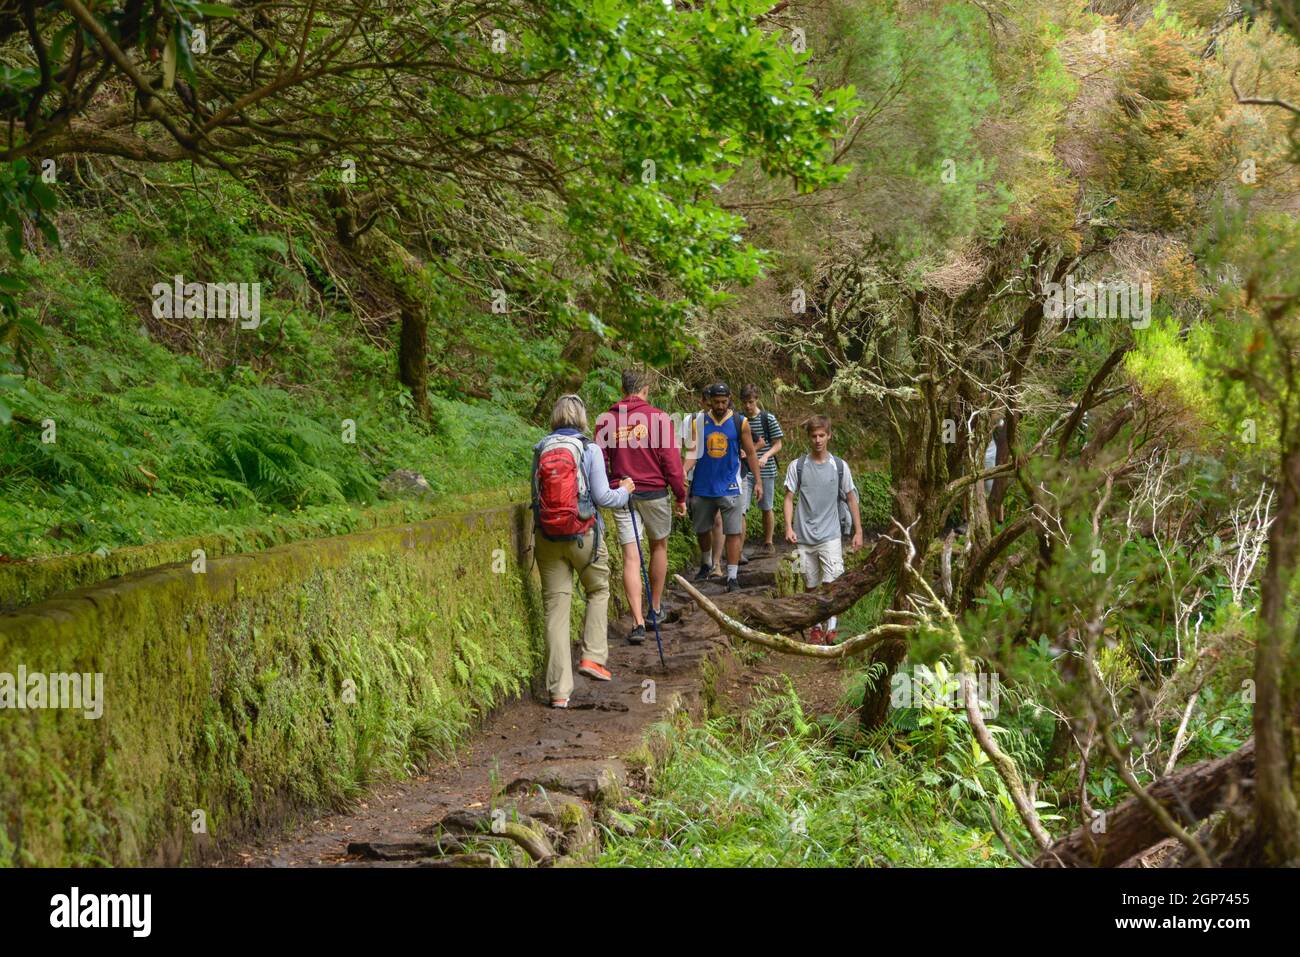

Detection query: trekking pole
xmin=627 ymin=503 xmax=666 ymax=668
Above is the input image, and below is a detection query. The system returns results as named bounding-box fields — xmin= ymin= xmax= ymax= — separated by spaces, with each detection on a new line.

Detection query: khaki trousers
xmin=536 ymin=529 xmax=611 ymax=701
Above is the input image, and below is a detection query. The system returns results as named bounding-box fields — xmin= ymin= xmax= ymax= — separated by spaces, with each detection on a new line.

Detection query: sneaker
xmin=808 ymin=625 xmax=825 ymax=645
xmin=551 ymin=698 xmax=568 ymax=709
xmin=628 ymin=624 xmax=646 ymax=645
xmin=824 ymin=629 xmax=838 ymax=645
xmin=695 ymin=564 xmax=713 ymax=582
xmin=725 ymin=577 xmax=740 ymax=593
xmin=578 ymin=659 xmax=612 ymax=681
xmin=738 ymin=551 xmax=750 ymax=566
xmin=649 ymin=606 xmax=665 ymax=626
xmin=754 ymin=542 xmax=775 ymax=558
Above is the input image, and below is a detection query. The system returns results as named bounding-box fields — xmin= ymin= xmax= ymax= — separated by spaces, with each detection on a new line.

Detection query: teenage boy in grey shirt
xmin=783 ymin=414 xmax=863 ymax=645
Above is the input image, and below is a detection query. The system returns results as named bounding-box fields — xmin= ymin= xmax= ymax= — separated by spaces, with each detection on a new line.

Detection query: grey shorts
xmin=690 ymin=495 xmax=744 ymax=536
xmin=742 ymin=471 xmax=776 ymax=512
xmin=612 ymin=494 xmax=674 ymax=545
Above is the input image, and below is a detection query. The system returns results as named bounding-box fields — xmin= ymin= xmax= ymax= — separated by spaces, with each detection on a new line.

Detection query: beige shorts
xmin=612 ymin=494 xmax=674 ymax=545
xmin=798 ymin=538 xmax=844 ymax=589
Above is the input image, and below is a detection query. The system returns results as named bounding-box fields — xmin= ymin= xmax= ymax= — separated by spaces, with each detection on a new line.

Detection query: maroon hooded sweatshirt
xmin=595 ymin=395 xmax=687 ymax=502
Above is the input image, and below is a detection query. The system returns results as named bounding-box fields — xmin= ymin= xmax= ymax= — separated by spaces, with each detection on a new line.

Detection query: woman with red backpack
xmin=531 ymin=394 xmax=635 ymax=708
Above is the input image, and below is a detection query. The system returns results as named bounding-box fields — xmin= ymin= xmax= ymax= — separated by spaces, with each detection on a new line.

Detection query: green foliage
xmin=532 ymin=0 xmax=856 ymax=357
xmin=1200 ymin=205 xmax=1300 ymax=456
xmin=1103 ymin=16 xmax=1235 ymax=231
xmin=599 ymin=679 xmax=1007 ymax=867
xmin=819 ymin=2 xmax=1008 ymax=260
xmin=0 ymin=246 xmax=540 ymax=559
xmin=1126 ymin=317 xmax=1236 ymax=436
xmin=0 ymin=158 xmax=58 ymax=425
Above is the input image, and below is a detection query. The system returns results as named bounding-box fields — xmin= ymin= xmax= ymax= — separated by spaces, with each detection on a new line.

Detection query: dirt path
xmin=211 ymin=542 xmax=837 ymax=867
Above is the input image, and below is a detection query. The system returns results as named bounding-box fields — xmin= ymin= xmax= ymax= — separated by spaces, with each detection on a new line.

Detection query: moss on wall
xmin=0 ymin=486 xmax=527 ymax=613
xmin=0 ymin=502 xmax=540 ymax=866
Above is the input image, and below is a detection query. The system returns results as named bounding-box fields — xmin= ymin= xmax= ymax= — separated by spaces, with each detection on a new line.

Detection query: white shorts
xmin=798 ymin=538 xmax=844 ymax=589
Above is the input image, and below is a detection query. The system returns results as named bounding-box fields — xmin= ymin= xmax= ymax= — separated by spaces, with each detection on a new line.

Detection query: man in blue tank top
xmin=684 ymin=382 xmax=762 ymax=592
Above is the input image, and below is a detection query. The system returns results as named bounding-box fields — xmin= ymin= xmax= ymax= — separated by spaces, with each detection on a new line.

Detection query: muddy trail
xmin=212 ymin=541 xmax=845 ymax=868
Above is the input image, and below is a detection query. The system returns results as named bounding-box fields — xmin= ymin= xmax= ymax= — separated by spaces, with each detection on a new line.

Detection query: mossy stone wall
xmin=0 ymin=503 xmax=540 ymax=866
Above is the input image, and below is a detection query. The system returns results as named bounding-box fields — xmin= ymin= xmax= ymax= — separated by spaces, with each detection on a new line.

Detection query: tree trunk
xmin=857 ymin=299 xmax=952 ymax=731
xmin=719 ymin=537 xmax=893 ymax=630
xmin=1036 ymin=738 xmax=1256 ymax=867
xmin=398 ymin=305 xmax=431 ymax=420
xmin=532 ymin=331 xmax=600 ymax=423
xmin=860 ymin=414 xmax=935 ymax=727
xmin=1254 ymin=439 xmax=1300 ymax=865
xmin=326 ymin=187 xmax=433 ymax=422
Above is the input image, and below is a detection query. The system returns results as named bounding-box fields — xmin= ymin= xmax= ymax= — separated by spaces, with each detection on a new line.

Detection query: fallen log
xmin=727 ymin=537 xmax=894 ymax=632
xmin=1035 ymin=738 xmax=1255 ymax=868
xmin=668 ymin=538 xmax=895 ymax=644
xmin=673 ymin=574 xmax=913 ymax=658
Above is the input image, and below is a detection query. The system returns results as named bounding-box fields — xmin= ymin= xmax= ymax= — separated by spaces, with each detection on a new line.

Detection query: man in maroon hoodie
xmin=595 ymin=368 xmax=688 ymax=644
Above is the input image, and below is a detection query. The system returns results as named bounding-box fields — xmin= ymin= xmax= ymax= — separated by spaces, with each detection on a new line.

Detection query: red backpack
xmin=532 ymin=434 xmax=596 ymax=541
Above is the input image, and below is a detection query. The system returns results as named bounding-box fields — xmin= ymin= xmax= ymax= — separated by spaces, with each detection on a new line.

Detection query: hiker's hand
xmin=754 ymin=482 xmax=763 ymax=503
xmin=675 ymin=500 xmax=687 ymax=517
xmin=785 ymin=527 xmax=798 ymax=545
xmin=851 ymin=530 xmax=864 ymax=552
xmin=620 ymin=478 xmax=635 ymax=492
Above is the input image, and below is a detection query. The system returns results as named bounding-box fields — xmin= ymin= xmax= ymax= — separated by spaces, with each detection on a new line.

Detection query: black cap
xmin=705 ymin=382 xmax=731 ymax=397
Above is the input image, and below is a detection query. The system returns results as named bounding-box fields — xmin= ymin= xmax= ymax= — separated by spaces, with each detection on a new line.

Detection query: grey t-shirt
xmin=784 ymin=455 xmax=855 ymax=545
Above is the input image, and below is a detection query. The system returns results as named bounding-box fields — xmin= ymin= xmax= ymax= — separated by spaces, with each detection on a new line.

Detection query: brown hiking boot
xmin=753 ymin=542 xmax=775 ymax=558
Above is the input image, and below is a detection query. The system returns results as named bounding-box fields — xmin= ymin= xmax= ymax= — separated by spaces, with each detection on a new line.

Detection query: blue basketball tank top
xmin=694 ymin=411 xmax=741 ymax=498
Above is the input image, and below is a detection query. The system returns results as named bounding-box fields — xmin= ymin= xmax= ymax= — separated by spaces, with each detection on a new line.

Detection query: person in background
xmin=738 ymin=383 xmax=784 ymax=558
xmin=684 ymin=382 xmax=762 ymax=593
xmin=531 ymin=394 xmax=634 ymax=708
xmin=783 ymin=415 xmax=863 ymax=645
xmin=684 ymin=385 xmax=726 ymax=577
xmin=597 ymin=368 xmax=688 ymax=644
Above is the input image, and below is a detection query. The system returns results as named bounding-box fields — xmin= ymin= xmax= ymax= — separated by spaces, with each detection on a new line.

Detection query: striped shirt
xmin=747 ymin=410 xmax=784 ymax=480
